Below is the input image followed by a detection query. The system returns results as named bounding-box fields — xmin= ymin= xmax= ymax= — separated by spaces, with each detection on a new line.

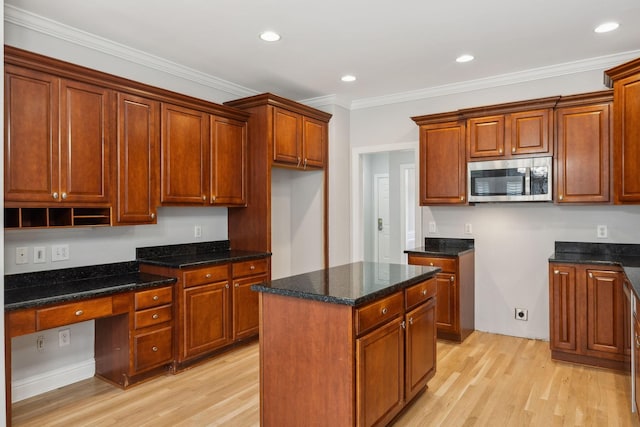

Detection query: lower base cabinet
xmin=549 ymin=263 xmax=629 ymax=370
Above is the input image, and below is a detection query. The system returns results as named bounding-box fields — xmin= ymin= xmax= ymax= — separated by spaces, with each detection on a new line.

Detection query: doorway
xmin=351 ymin=143 xmax=421 ymax=264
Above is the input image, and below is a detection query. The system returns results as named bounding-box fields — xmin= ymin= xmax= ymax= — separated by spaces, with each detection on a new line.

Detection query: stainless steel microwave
xmin=467 ymin=156 xmax=552 ymax=202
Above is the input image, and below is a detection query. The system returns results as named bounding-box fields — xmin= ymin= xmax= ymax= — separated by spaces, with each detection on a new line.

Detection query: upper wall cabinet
xmin=605 ymin=57 xmax=640 ymax=204
xmin=411 ymin=113 xmax=466 ymax=205
xmin=555 ymin=91 xmax=612 ymax=204
xmin=461 ymin=97 xmax=559 ymax=161
xmin=5 ymin=64 xmax=111 ymax=205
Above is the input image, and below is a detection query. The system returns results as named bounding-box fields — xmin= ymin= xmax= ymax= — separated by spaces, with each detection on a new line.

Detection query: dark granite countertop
xmin=549 ymin=241 xmax=640 ymax=297
xmin=252 ymin=261 xmax=440 ymax=307
xmin=136 ymin=240 xmax=271 ymax=268
xmin=405 ymin=238 xmax=475 ymax=257
xmin=5 ymin=261 xmax=176 ymax=311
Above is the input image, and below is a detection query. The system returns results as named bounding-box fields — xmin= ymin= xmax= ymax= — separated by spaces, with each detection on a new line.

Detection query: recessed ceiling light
xmin=594 ymin=22 xmax=619 ymax=33
xmin=341 ymin=75 xmax=356 ymax=82
xmin=456 ymin=54 xmax=474 ymax=63
xmin=259 ymin=31 xmax=281 ymax=42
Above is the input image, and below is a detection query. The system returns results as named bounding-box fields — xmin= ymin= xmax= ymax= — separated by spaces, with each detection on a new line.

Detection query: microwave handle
xmin=524 ymin=167 xmax=531 ymax=195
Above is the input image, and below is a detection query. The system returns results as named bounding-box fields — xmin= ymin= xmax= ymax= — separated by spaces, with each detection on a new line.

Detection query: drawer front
xmin=408 ymin=255 xmax=456 ymax=273
xmin=406 ymin=278 xmax=437 ymax=310
xmin=135 ymin=286 xmax=173 ymax=310
xmin=36 ymin=297 xmax=113 ymax=330
xmin=134 ymin=326 xmax=173 ymax=373
xmin=232 ymin=258 xmax=269 ymax=278
xmin=356 ymin=292 xmax=403 ymax=336
xmin=134 ymin=304 xmax=173 ymax=329
xmin=183 ymin=264 xmax=229 ymax=288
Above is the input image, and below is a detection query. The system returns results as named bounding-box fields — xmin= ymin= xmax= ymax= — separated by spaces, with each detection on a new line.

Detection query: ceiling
xmin=5 ymin=0 xmax=640 ymax=107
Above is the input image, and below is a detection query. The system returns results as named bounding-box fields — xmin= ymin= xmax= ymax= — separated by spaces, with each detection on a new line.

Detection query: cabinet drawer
xmin=133 ymin=326 xmax=173 ymax=373
xmin=134 ymin=304 xmax=173 ymax=329
xmin=135 ymin=286 xmax=173 ymax=310
xmin=232 ymin=258 xmax=269 ymax=278
xmin=406 ymin=278 xmax=437 ymax=310
xmin=355 ymin=293 xmax=403 ymax=336
xmin=36 ymin=297 xmax=113 ymax=330
xmin=183 ymin=264 xmax=229 ymax=287
xmin=408 ymin=255 xmax=456 ymax=273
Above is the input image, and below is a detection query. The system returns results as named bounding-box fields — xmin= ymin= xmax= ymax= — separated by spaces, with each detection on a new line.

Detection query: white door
xmin=374 ymin=174 xmax=391 ymax=266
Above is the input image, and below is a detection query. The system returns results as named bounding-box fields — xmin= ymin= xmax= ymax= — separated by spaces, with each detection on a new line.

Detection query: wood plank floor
xmin=12 ymin=331 xmax=640 ymax=426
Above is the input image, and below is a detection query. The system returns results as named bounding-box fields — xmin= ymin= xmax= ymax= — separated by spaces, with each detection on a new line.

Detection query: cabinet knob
xmin=429 ymin=262 xmax=434 ymax=266
xmin=422 ymin=289 xmax=428 ymax=296
xmin=460 ymin=196 xmax=465 ymax=201
xmin=589 ymin=272 xmax=593 ymax=278
xmin=381 ymin=307 xmax=388 ymax=315
xmin=75 ymin=310 xmax=83 ymax=316
xmin=235 ymin=283 xmax=239 ymax=287
xmin=202 ymin=195 xmax=207 ymax=201
xmin=61 ymin=192 xmax=67 ymax=199
xmin=52 ymin=192 xmax=59 ymax=199
xmin=450 ymin=276 xmax=454 ymax=282
xmin=152 ymin=346 xmax=158 ymax=352
xmin=225 ymin=284 xmax=229 ymax=288
xmin=636 ymin=334 xmax=640 ymax=348
xmin=512 ymin=147 xmax=516 ymax=153
xmin=205 ymin=273 xmax=212 ymax=279
xmin=152 ymin=313 xmax=159 ymax=320
xmin=409 ymin=317 xmax=414 ymax=325
xmin=499 ymin=148 xmax=503 ymax=154
xmin=211 ymin=195 xmax=216 ymax=202
xmin=554 ymin=270 xmax=559 ymax=275
xmin=150 ymin=213 xmax=155 ymax=219
xmin=559 ymin=195 xmax=563 ymax=200
xmin=401 ymin=321 xmax=406 ymax=329
xmin=250 ymin=265 xmax=256 ymax=270
xmin=303 ymin=158 xmax=308 ymax=168
xmin=297 ymin=157 xmax=301 ymax=167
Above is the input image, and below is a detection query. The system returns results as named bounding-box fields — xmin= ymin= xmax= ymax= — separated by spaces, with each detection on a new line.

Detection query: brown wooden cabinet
xmin=271 ymin=106 xmax=327 ymax=169
xmin=114 ymin=93 xmax=160 ymax=225
xmin=210 ymin=115 xmax=247 ymax=205
xmin=605 ymin=57 xmax=640 ymax=204
xmin=404 ymin=291 xmax=437 ymax=402
xmin=634 ymin=292 xmax=640 ymax=419
xmin=408 ymin=252 xmax=475 ymax=342
xmin=411 ymin=114 xmax=466 ymax=205
xmin=554 ymin=91 xmax=612 ymax=203
xmin=183 ymin=280 xmax=230 ymax=359
xmin=4 ymin=64 xmax=111 ymax=205
xmin=231 ymin=258 xmax=269 ymax=341
xmin=549 ymin=263 xmax=629 ymax=370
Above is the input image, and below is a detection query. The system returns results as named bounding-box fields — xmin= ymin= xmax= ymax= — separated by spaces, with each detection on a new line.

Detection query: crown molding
xmin=4 ymin=4 xmax=259 ymax=99
xmin=299 ymin=94 xmax=351 ymax=110
xmin=351 ymin=50 xmax=640 ymax=110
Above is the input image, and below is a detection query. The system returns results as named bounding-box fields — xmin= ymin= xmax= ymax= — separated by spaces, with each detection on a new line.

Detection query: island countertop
xmin=252 ymin=261 xmax=440 ymax=307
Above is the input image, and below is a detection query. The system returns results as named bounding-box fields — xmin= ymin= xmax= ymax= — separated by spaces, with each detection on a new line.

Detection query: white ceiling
xmin=5 ymin=0 xmax=640 ymax=107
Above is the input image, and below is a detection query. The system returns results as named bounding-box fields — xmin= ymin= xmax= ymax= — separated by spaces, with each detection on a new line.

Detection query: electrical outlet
xmin=428 ymin=221 xmax=437 ymax=234
xmin=59 ymin=329 xmax=70 ymax=347
xmin=515 ymin=308 xmax=528 ymax=321
xmin=597 ymin=225 xmax=608 ymax=239
xmin=464 ymin=223 xmax=473 ymax=234
xmin=34 ymin=246 xmax=46 ymax=264
xmin=16 ymin=247 xmax=28 ymax=265
xmin=36 ymin=335 xmax=45 ymax=352
xmin=52 ymin=244 xmax=69 ymax=262
xmin=194 ymin=224 xmax=202 ymax=238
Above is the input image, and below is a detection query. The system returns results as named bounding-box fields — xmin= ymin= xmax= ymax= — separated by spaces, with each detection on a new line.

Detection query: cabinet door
xmin=585 ymin=269 xmax=625 ymax=356
xmin=356 ymin=316 xmax=404 ymax=427
xmin=210 ymin=115 xmax=246 ymax=205
xmin=467 ymin=115 xmax=504 ymax=158
xmin=272 ymin=107 xmax=302 ymax=166
xmin=232 ymin=274 xmax=267 ymax=341
xmin=59 ymin=79 xmax=111 ymax=203
xmin=133 ymin=325 xmax=172 ymax=373
xmin=549 ymin=265 xmax=577 ymax=352
xmin=183 ymin=281 xmax=230 ymax=360
xmin=556 ymin=103 xmax=610 ymax=203
xmin=435 ymin=273 xmax=458 ymax=336
xmin=419 ymin=122 xmax=466 ymax=205
xmin=509 ymin=109 xmax=551 ymax=156
xmin=4 ymin=65 xmax=59 ymax=202
xmin=613 ymin=73 xmax=640 ymax=203
xmin=161 ymin=103 xmax=209 ymax=204
xmin=302 ymin=116 xmax=326 ymax=169
xmin=115 ymin=93 xmax=159 ymax=224
xmin=405 ymin=297 xmax=436 ymax=402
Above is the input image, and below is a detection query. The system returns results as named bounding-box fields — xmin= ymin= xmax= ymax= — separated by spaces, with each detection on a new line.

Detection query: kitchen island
xmin=252 ymin=261 xmax=440 ymax=427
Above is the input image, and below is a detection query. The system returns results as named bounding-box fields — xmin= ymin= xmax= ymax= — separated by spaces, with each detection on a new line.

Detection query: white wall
xmin=350 ymin=68 xmax=640 ymax=340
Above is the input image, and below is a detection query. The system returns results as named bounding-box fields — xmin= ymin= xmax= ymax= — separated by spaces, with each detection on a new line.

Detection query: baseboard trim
xmin=12 ymin=359 xmax=95 ymax=402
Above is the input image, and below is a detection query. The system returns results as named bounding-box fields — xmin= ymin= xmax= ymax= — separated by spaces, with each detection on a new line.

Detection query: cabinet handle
xmin=401 ymin=321 xmax=406 ymax=329
xmin=61 ymin=192 xmax=67 ymax=199
xmin=422 ymin=289 xmax=428 ymax=296
xmin=589 ymin=272 xmax=593 ymax=278
xmin=250 ymin=265 xmax=256 ymax=270
xmin=512 ymin=147 xmax=516 ymax=153
xmin=450 ymin=276 xmax=455 ymax=282
xmin=202 ymin=195 xmax=207 ymax=201
xmin=150 ymin=213 xmax=155 ymax=219
xmin=460 ymin=195 xmax=465 ymax=201
xmin=297 ymin=157 xmax=301 ymax=167
xmin=636 ymin=334 xmax=640 ymax=348
xmin=235 ymin=283 xmax=239 ymax=288
xmin=75 ymin=310 xmax=83 ymax=316
xmin=303 ymin=158 xmax=308 ymax=169
xmin=52 ymin=192 xmax=59 ymax=199
xmin=211 ymin=195 xmax=216 ymax=203
xmin=205 ymin=273 xmax=212 ymax=279
xmin=499 ymin=148 xmax=503 ymax=154
xmin=152 ymin=313 xmax=159 ymax=320
xmin=409 ymin=317 xmax=414 ymax=325
xmin=429 ymin=262 xmax=434 ymax=266
xmin=153 ymin=295 xmax=159 ymax=301
xmin=225 ymin=284 xmax=229 ymax=288
xmin=381 ymin=307 xmax=388 ymax=315
xmin=152 ymin=346 xmax=158 ymax=352
xmin=559 ymin=195 xmax=564 ymax=201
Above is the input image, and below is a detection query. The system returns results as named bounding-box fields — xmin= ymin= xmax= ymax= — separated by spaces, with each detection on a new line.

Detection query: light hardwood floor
xmin=12 ymin=331 xmax=640 ymax=426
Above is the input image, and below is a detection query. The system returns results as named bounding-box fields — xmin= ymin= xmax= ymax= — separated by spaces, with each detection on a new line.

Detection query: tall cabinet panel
xmin=210 ymin=116 xmax=246 ymax=206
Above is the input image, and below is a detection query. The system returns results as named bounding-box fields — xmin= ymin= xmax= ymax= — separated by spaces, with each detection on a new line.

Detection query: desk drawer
xmin=135 ymin=304 xmax=173 ymax=329
xmin=133 ymin=326 xmax=173 ymax=373
xmin=406 ymin=278 xmax=437 ymax=310
xmin=408 ymin=255 xmax=456 ymax=273
xmin=183 ymin=264 xmax=229 ymax=287
xmin=135 ymin=286 xmax=173 ymax=310
xmin=232 ymin=258 xmax=269 ymax=278
xmin=355 ymin=292 xmax=403 ymax=336
xmin=36 ymin=297 xmax=113 ymax=330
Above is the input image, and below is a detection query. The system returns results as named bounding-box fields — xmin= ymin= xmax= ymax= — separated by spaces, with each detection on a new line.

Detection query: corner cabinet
xmin=411 ymin=114 xmax=466 ymax=205
xmin=554 ymin=91 xmax=612 ymax=204
xmin=605 ymin=57 xmax=640 ymax=204
xmin=549 ymin=263 xmax=629 ymax=370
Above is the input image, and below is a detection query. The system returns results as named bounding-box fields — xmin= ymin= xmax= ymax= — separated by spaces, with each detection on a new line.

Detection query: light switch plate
xmin=34 ymin=246 xmax=46 ymax=264
xmin=596 ymin=225 xmax=608 ymax=239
